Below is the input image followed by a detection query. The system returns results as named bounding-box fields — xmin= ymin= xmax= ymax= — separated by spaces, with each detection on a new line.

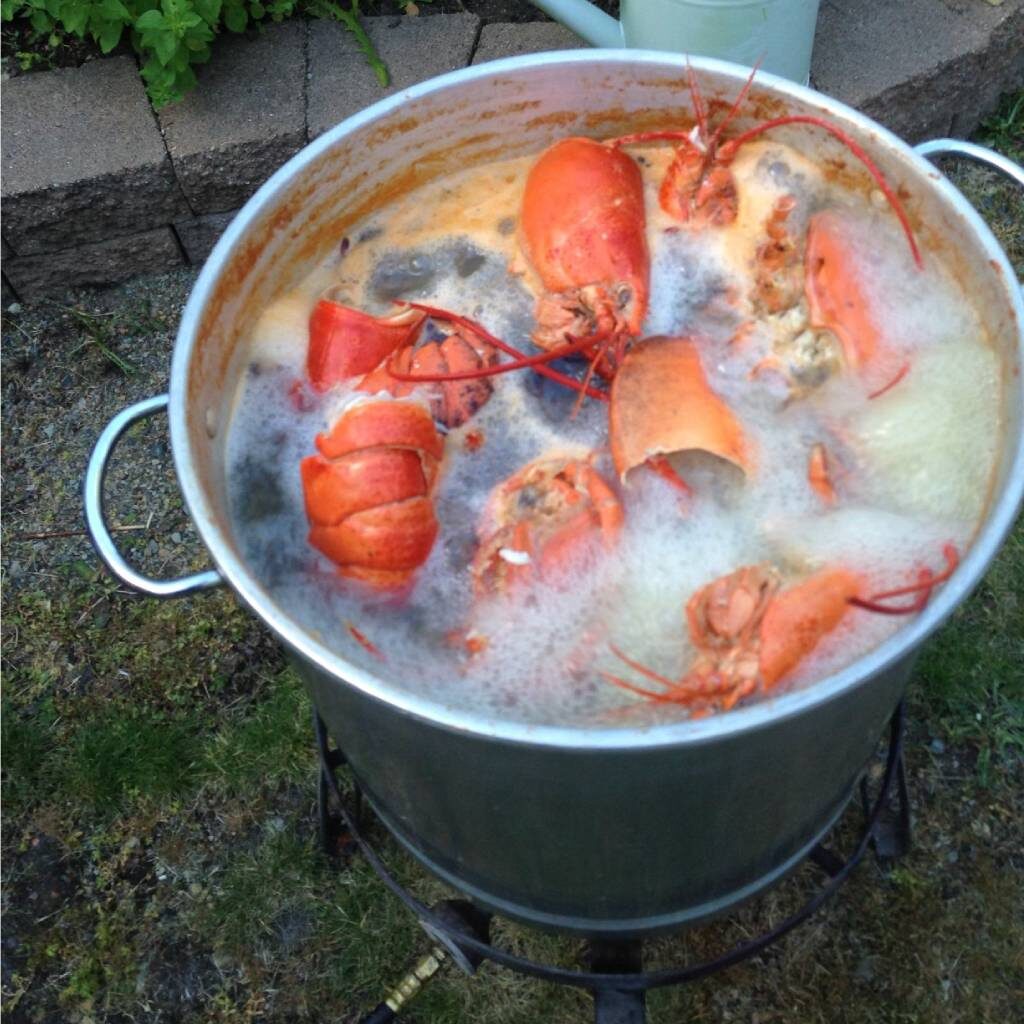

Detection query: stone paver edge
xmin=2 ymin=4 xmax=1021 ymax=302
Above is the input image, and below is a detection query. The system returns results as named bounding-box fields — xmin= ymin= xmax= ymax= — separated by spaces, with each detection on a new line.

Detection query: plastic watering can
xmin=528 ymin=0 xmax=821 ymax=83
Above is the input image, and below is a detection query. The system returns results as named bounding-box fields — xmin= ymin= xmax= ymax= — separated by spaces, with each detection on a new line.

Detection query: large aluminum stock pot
xmin=86 ymin=53 xmax=1024 ymax=936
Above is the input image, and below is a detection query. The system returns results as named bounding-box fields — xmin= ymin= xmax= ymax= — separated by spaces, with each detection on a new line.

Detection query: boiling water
xmin=225 ymin=141 xmax=1001 ymax=727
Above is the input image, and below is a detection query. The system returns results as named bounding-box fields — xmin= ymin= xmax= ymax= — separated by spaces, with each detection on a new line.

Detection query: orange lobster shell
xmin=607 ymin=564 xmax=861 ymax=714
xmin=300 ymin=400 xmax=444 ymax=589
xmin=307 ymin=293 xmax=423 ymax=392
xmin=521 ymin=137 xmax=650 ymax=373
xmin=357 ymin=325 xmax=498 ymax=428
xmin=609 ymin=336 xmax=751 ymax=482
xmin=804 ymin=211 xmax=884 ymax=374
xmin=471 ymin=454 xmax=623 ymax=598
xmin=661 ymin=148 xmax=739 ymax=228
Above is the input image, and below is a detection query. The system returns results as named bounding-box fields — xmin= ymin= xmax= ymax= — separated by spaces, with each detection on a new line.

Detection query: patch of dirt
xmin=1 ymin=834 xmax=83 ymax=996
xmin=0 ymin=19 xmax=118 ymax=78
xmin=142 ymin=939 xmax=221 ymax=1017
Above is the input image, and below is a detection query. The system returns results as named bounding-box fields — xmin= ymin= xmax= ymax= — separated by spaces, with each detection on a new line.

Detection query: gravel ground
xmin=2 ymin=140 xmax=1021 ymax=1023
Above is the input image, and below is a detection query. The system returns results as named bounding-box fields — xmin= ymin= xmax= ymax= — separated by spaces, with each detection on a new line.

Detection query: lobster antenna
xmin=600 ymin=670 xmax=676 ymax=703
xmin=867 ymin=362 xmax=910 ymax=400
xmin=569 ymin=343 xmax=609 ymax=419
xmin=867 ymin=545 xmax=958 ymax=601
xmin=686 ymin=59 xmax=709 ymax=141
xmin=849 ymin=544 xmax=958 ymax=614
xmin=397 ymin=302 xmax=609 ymax=401
xmin=606 ymin=129 xmax=700 ymax=150
xmin=385 ymin=331 xmax=599 ymax=383
xmin=706 ymin=59 xmax=763 ymax=153
xmin=608 ymin=643 xmax=678 ymax=689
xmin=719 ymin=115 xmax=924 ymax=267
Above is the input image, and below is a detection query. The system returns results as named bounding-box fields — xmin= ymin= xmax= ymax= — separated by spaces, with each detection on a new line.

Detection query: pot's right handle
xmin=914 ymin=138 xmax=1024 ymax=190
xmin=84 ymin=394 xmax=223 ymax=598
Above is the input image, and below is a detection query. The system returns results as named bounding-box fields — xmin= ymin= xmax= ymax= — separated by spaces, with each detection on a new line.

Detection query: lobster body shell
xmin=357 ymin=328 xmax=498 ymax=428
xmin=660 ymin=147 xmax=739 ymax=227
xmin=757 ymin=567 xmax=861 ymax=687
xmin=607 ymin=565 xmax=861 ymax=715
xmin=684 ymin=564 xmax=861 ymax=709
xmin=471 ymin=454 xmax=623 ymax=598
xmin=804 ymin=210 xmax=882 ymax=374
xmin=301 ymin=400 xmax=444 ymax=589
xmin=521 ymin=137 xmax=650 ymax=364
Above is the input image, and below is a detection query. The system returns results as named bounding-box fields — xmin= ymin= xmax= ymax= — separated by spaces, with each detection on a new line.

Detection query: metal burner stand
xmin=315 ymin=704 xmax=911 ymax=1024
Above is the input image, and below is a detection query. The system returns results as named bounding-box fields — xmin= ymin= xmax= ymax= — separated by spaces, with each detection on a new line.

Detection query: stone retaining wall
xmin=2 ymin=0 xmax=1022 ymax=302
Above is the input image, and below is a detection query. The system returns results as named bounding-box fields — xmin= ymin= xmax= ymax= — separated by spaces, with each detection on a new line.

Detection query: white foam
xmin=847 ymin=340 xmax=1001 ymax=524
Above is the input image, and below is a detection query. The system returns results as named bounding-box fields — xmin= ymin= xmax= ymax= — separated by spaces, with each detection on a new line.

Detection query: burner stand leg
xmin=315 ymin=712 xmax=361 ymax=862
xmin=862 ymin=711 xmax=913 ymax=863
xmin=588 ymin=940 xmax=647 ymax=1024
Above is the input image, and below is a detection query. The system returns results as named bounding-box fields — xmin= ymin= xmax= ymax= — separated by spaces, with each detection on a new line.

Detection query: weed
xmin=65 ymin=306 xmax=136 ymax=375
xmin=305 ymin=0 xmax=387 ymax=84
xmin=977 ymin=90 xmax=1024 ymax=163
xmin=57 ymin=900 xmax=142 ymax=1009
xmin=13 ymin=46 xmax=46 ymax=68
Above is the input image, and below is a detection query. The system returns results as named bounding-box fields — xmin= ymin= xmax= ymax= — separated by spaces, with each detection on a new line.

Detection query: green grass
xmin=1 ymin=667 xmax=313 ymax=817
xmin=913 ymin=516 xmax=1024 ymax=781
xmin=976 ymin=91 xmax=1024 ymax=164
xmin=1 ymin=701 xmax=56 ymax=815
xmin=67 ymin=707 xmax=204 ymax=813
xmin=196 ymin=829 xmax=324 ymax=959
xmin=201 ymin=672 xmax=312 ymax=795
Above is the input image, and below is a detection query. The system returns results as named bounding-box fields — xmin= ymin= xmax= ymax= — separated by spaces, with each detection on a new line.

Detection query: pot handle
xmin=84 ymin=394 xmax=223 ymax=598
xmin=914 ymin=138 xmax=1024 ymax=190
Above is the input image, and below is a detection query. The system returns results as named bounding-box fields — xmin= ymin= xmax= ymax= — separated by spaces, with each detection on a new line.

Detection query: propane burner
xmin=315 ymin=705 xmax=911 ymax=1024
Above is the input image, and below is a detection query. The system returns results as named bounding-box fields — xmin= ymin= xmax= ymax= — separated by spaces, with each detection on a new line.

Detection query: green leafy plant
xmin=1 ymin=0 xmax=390 ymax=106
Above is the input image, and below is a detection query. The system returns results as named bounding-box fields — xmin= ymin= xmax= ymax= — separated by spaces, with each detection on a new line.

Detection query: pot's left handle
xmin=84 ymin=394 xmax=223 ymax=598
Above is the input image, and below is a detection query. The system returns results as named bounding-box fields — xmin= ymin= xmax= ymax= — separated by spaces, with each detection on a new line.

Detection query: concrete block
xmin=472 ymin=21 xmax=586 ymax=64
xmin=4 ymin=228 xmax=184 ymax=302
xmin=812 ymin=0 xmax=1024 ymax=142
xmin=174 ymin=210 xmax=239 ymax=265
xmin=2 ymin=274 xmax=20 ymax=307
xmin=0 ymin=57 xmax=189 ymax=255
xmin=307 ymin=13 xmax=481 ymax=140
xmin=158 ymin=22 xmax=307 ymax=214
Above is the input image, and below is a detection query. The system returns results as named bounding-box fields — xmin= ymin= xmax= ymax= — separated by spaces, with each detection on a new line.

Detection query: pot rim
xmin=170 ymin=49 xmax=1024 ymax=751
